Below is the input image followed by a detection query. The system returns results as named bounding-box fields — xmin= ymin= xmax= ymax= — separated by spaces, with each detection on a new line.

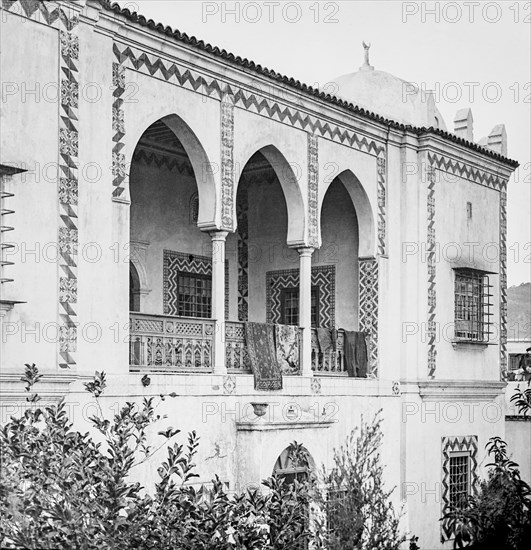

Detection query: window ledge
xmin=451 ymin=339 xmax=493 ymax=350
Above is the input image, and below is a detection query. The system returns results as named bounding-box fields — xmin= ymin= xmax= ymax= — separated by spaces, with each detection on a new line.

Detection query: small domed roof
xmin=331 ymin=45 xmax=447 ymax=130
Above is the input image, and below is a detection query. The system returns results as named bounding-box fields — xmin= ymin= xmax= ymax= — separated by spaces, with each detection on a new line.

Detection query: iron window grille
xmin=280 ymin=286 xmax=319 ymax=327
xmin=177 ymin=271 xmax=212 ymax=318
xmin=454 ymin=269 xmax=493 ymax=342
xmin=448 ymin=452 xmax=471 ymax=509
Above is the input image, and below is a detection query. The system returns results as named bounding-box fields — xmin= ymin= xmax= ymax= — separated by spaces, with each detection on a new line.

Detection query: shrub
xmin=442 ymin=437 xmax=531 ymax=549
xmin=0 ymin=365 xmax=312 ymax=549
xmin=313 ymin=412 xmax=406 ymax=550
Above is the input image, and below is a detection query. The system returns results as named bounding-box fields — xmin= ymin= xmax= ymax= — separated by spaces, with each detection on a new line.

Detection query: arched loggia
xmin=234 ymin=146 xmax=306 ymax=323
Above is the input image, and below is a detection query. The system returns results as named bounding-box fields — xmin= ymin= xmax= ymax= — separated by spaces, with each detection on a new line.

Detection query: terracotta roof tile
xmin=99 ymin=0 xmax=519 ymax=169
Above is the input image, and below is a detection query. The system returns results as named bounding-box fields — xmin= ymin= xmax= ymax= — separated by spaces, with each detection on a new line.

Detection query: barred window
xmin=454 ymin=269 xmax=492 ymax=342
xmin=448 ymin=453 xmax=471 ymax=508
xmin=280 ymin=287 xmax=319 ymax=327
xmin=177 ymin=272 xmax=211 ymax=318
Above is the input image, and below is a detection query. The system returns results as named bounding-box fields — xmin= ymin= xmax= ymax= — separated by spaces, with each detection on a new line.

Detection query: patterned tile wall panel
xmin=163 ymin=250 xmax=229 ymax=318
xmin=57 ymin=7 xmax=80 ymax=369
xmin=499 ymin=185 xmax=508 ymax=378
xmin=307 ymin=134 xmax=319 ymax=248
xmin=112 ymin=43 xmax=386 ymax=158
xmin=237 ymin=182 xmax=249 ymax=321
xmin=359 ymin=258 xmax=379 ymax=376
xmin=427 ymin=165 xmax=437 ymax=379
xmin=441 ymin=435 xmax=478 ymax=541
xmin=377 ymin=156 xmax=387 ymax=256
xmin=266 ymin=266 xmax=335 ymax=328
xmin=221 ymin=94 xmax=235 ymax=231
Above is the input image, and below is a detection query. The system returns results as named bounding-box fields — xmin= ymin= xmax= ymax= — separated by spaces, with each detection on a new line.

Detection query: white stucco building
xmin=0 ymin=1 xmax=524 ymax=547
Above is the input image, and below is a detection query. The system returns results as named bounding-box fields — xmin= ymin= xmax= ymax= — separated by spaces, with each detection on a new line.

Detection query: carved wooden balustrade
xmin=311 ymin=328 xmax=346 ymax=374
xmin=130 ymin=314 xmax=347 ymax=375
xmin=225 ymin=321 xmax=252 ymax=373
xmin=130 ymin=313 xmax=214 ymax=372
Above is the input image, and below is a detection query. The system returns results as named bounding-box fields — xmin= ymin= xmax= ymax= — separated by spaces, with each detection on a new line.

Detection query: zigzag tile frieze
xmin=428 ymin=153 xmax=506 ymax=191
xmin=113 ymin=43 xmax=385 ymax=158
xmin=133 ymin=148 xmax=195 ymax=176
xmin=1 ymin=0 xmax=79 ymax=31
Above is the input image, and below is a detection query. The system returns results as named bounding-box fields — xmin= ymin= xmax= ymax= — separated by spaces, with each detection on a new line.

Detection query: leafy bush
xmin=313 ymin=412 xmax=406 ymax=550
xmin=0 ymin=365 xmax=312 ymax=549
xmin=442 ymin=437 xmax=531 ymax=549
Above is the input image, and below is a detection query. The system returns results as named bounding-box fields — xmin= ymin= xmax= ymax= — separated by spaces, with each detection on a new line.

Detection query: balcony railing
xmin=225 ymin=321 xmax=252 ymax=373
xmin=311 ymin=328 xmax=346 ymax=375
xmin=130 ymin=313 xmax=214 ymax=372
xmin=130 ymin=314 xmax=346 ymax=375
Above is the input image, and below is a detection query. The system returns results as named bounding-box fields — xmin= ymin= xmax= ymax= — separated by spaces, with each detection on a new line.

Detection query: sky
xmin=120 ymin=0 xmax=530 ymax=286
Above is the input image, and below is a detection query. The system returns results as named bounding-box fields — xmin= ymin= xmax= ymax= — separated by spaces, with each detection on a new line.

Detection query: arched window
xmin=273 ymin=443 xmax=314 ymax=485
xmin=130 ymin=263 xmax=141 ymax=312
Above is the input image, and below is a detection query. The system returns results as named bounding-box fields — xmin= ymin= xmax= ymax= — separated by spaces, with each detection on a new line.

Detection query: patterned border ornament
xmin=58 ymin=6 xmax=80 ymax=369
xmin=220 ymin=93 xmax=235 ymax=231
xmin=499 ymin=185 xmax=508 ymax=378
xmin=359 ymin=258 xmax=379 ymax=377
xmin=441 ymin=435 xmax=479 ymax=541
xmin=112 ymin=43 xmax=385 ymax=158
xmin=112 ymin=60 xmax=126 ymax=199
xmin=266 ymin=266 xmax=336 ymax=328
xmin=237 ymin=180 xmax=249 ymax=321
xmin=377 ymin=156 xmax=387 ymax=256
xmin=428 ymin=152 xmax=505 ymax=191
xmin=427 ymin=164 xmax=437 ymax=379
xmin=307 ymin=134 xmax=319 ymax=248
xmin=163 ymin=250 xmax=229 ymax=318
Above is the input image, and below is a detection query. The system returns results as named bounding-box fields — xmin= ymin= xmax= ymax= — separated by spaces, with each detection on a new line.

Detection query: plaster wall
xmin=434 ymin=171 xmax=501 ymax=381
xmin=0 ymin=14 xmax=59 ymax=371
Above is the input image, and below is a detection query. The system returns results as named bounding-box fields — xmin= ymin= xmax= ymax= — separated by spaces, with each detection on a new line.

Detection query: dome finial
xmin=361 ymin=41 xmax=374 ymax=71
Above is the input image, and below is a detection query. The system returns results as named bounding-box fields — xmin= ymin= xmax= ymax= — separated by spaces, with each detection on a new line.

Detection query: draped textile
xmin=316 ymin=328 xmax=337 ymax=353
xmin=245 ymin=322 xmax=282 ymax=390
xmin=275 ymin=324 xmax=300 ymax=375
xmin=343 ymin=331 xmax=368 ymax=378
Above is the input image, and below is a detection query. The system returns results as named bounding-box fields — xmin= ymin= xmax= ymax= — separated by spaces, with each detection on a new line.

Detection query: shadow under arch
xmin=129 ymin=113 xmax=217 ymax=229
xmin=236 ymin=145 xmax=306 ymax=246
xmin=320 ymin=169 xmax=376 ymax=258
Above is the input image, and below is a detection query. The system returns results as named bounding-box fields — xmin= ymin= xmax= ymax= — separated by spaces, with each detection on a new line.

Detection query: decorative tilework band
xmin=221 ymin=95 xmax=235 ymax=231
xmin=58 ymin=8 xmax=80 ymax=369
xmin=112 ymin=43 xmax=385 ymax=158
xmin=427 ymin=165 xmax=437 ymax=379
xmin=499 ymin=186 xmax=508 ymax=378
xmin=307 ymin=134 xmax=319 ymax=248
xmin=112 ymin=62 xmax=126 ymax=199
xmin=359 ymin=258 xmax=379 ymax=376
xmin=377 ymin=156 xmax=387 ymax=256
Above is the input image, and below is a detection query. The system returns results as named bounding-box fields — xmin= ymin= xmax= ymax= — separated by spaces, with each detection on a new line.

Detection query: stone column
xmin=298 ymin=247 xmax=314 ymax=377
xmin=211 ymin=231 xmax=229 ymax=375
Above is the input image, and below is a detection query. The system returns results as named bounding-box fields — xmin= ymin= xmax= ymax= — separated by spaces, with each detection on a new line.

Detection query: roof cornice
xmin=98 ymin=0 xmax=519 ymax=170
